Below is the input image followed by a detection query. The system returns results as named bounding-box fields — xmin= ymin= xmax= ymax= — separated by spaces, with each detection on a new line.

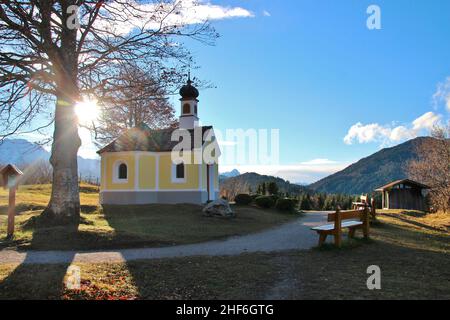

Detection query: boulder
xmin=203 ymin=199 xmax=235 ymax=218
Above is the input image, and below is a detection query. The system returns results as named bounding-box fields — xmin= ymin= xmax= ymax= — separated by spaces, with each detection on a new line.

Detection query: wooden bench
xmin=353 ymin=197 xmax=377 ymax=220
xmin=311 ymin=207 xmax=370 ymax=247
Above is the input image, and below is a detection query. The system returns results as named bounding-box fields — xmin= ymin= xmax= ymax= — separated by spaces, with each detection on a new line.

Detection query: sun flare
xmin=75 ymin=98 xmax=100 ymax=124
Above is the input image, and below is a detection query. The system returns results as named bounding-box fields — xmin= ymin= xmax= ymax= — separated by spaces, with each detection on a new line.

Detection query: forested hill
xmin=309 ymin=137 xmax=435 ymax=195
xmin=220 ymin=172 xmax=309 ymax=199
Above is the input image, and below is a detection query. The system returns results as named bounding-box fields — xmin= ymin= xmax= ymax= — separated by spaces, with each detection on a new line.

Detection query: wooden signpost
xmin=371 ymin=198 xmax=377 ymax=220
xmin=1 ymin=164 xmax=23 ymax=239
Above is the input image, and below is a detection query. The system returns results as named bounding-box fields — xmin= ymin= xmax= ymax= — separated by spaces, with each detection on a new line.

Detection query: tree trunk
xmin=42 ymin=92 xmax=81 ymax=225
xmin=41 ymin=1 xmax=81 ymax=225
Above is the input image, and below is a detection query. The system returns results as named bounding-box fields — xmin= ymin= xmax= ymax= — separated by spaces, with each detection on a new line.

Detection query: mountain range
xmin=0 ymin=139 xmax=100 ymax=179
xmin=220 ymin=137 xmax=432 ymax=196
xmin=309 ymin=136 xmax=431 ymax=194
xmin=1 ymin=136 xmax=431 ymax=195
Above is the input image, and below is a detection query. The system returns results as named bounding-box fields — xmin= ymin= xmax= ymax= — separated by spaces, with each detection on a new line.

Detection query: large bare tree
xmin=0 ymin=0 xmax=217 ymax=224
xmin=92 ymin=63 xmax=178 ymax=144
xmin=408 ymin=124 xmax=450 ymax=213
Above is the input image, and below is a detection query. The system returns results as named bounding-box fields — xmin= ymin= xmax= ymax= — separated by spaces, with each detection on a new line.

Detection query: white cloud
xmin=389 ymin=125 xmax=415 ymax=142
xmin=344 ymin=112 xmax=442 ymax=146
xmin=262 ymin=10 xmax=271 ymax=17
xmin=300 ymin=158 xmax=337 ymax=165
xmin=95 ymin=0 xmax=254 ymax=36
xmin=346 ymin=77 xmax=450 ymax=146
xmin=343 ymin=122 xmax=390 ymax=145
xmin=221 ymin=159 xmax=350 ymax=184
xmin=432 ymin=77 xmax=450 ymax=112
xmin=412 ymin=111 xmax=441 ymax=131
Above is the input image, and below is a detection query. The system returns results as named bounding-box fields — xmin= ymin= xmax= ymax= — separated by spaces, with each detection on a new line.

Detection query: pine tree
xmin=267 ymin=182 xmax=279 ymax=196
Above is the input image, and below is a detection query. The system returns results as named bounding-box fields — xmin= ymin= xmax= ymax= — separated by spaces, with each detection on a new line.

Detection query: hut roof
xmin=374 ymin=179 xmax=430 ymax=192
xmin=0 ymin=164 xmax=23 ymax=176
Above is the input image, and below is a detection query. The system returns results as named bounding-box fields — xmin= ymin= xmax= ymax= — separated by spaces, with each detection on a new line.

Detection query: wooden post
xmin=334 ymin=207 xmax=342 ymax=247
xmin=318 ymin=233 xmax=327 ymax=246
xmin=1 ymin=164 xmax=23 ymax=239
xmin=348 ymin=227 xmax=356 ymax=238
xmin=362 ymin=205 xmax=370 ymax=239
xmin=371 ymin=198 xmax=376 ymax=220
xmin=7 ymin=186 xmax=16 ymax=238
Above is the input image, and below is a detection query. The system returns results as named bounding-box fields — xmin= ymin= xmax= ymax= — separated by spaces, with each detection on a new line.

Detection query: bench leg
xmin=334 ymin=233 xmax=342 ymax=247
xmin=318 ymin=233 xmax=327 ymax=246
xmin=348 ymin=227 xmax=356 ymax=238
xmin=363 ymin=227 xmax=369 ymax=239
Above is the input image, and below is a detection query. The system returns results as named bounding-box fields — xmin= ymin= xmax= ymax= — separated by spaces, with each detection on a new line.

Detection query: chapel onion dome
xmin=179 ymin=78 xmax=199 ymax=100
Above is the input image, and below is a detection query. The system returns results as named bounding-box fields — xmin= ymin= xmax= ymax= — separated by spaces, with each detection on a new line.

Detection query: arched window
xmin=194 ymin=104 xmax=198 ymax=114
xmin=176 ymin=163 xmax=185 ymax=179
xmin=118 ymin=163 xmax=127 ymax=180
xmin=183 ymin=104 xmax=190 ymax=114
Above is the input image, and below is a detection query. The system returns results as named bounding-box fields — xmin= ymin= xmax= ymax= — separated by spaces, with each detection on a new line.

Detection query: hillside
xmin=220 ymin=172 xmax=310 ymax=198
xmin=309 ymin=136 xmax=434 ymax=195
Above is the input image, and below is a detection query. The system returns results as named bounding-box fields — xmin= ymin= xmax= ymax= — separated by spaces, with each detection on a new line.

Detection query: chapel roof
xmin=97 ymin=123 xmax=214 ymax=154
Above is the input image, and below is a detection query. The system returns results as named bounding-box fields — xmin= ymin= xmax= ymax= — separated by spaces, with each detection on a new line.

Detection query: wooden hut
xmin=375 ymin=179 xmax=430 ymax=211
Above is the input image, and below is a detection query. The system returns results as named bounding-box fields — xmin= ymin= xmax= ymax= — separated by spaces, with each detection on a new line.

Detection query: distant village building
xmin=97 ymin=77 xmax=220 ymax=205
xmin=375 ymin=179 xmax=430 ymax=211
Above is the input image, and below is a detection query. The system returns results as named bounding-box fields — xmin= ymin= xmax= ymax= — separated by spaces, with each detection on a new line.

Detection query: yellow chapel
xmin=97 ymin=78 xmax=220 ymax=205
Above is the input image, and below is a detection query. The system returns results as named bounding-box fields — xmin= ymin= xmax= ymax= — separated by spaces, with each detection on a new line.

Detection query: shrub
xmin=269 ymin=195 xmax=279 ymax=203
xmin=275 ymin=198 xmax=297 ymax=212
xmin=234 ymin=194 xmax=253 ymax=205
xmin=255 ymin=196 xmax=275 ymax=209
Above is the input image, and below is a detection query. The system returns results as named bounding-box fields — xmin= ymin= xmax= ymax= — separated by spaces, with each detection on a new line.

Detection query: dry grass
xmin=282 ymin=212 xmax=449 ymax=299
xmin=0 ymin=184 xmax=297 ymax=250
xmin=0 ymin=254 xmax=276 ymax=300
xmin=0 ymin=183 xmax=99 ymax=215
xmin=0 ymin=209 xmax=448 ymax=300
xmin=377 ymin=209 xmax=450 ymax=233
xmin=0 ymin=192 xmax=448 ymax=300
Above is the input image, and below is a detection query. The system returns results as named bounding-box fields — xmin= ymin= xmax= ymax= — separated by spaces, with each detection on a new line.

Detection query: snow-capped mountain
xmin=0 ymin=138 xmax=100 ymax=179
xmin=220 ymin=169 xmax=240 ymax=178
xmin=0 ymin=139 xmax=49 ymax=164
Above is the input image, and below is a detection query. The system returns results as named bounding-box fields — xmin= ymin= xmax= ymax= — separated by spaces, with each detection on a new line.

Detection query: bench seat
xmin=312 ymin=220 xmax=362 ymax=231
xmin=310 ymin=208 xmax=370 ymax=247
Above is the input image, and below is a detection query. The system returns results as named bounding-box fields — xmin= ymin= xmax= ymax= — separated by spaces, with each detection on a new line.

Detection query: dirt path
xmin=0 ymin=212 xmax=327 ymax=265
xmin=264 ymin=254 xmax=302 ymax=300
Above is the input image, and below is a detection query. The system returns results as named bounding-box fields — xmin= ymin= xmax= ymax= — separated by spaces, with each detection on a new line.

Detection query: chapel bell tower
xmin=179 ymin=75 xmax=200 ymax=130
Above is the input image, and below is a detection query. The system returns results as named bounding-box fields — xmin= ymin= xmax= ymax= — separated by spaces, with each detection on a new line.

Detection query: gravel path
xmin=0 ymin=212 xmax=327 ymax=265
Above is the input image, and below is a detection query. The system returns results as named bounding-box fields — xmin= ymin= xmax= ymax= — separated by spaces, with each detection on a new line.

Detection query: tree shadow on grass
xmin=0 ymin=221 xmax=77 ymax=300
xmin=0 ymin=204 xmax=46 ymax=215
xmin=381 ymin=212 xmax=448 ymax=233
xmin=100 ymin=204 xmax=215 ymax=299
xmin=288 ymin=240 xmax=450 ymax=300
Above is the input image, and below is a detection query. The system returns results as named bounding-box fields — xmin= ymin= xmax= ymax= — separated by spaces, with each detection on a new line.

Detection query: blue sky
xmin=170 ymin=0 xmax=450 ymax=182
xmin=16 ymin=0 xmax=450 ymax=183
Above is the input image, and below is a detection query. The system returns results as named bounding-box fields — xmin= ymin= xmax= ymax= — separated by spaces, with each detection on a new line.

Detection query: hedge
xmin=255 ymin=196 xmax=275 ymax=209
xmin=275 ymin=198 xmax=297 ymax=212
xmin=234 ymin=194 xmax=253 ymax=205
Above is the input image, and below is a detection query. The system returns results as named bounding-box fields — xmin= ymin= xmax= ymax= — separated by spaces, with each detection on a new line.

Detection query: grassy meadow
xmin=0 ymin=210 xmax=448 ymax=300
xmin=0 ymin=184 xmax=297 ymax=250
xmin=0 ymin=184 xmax=449 ymax=299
